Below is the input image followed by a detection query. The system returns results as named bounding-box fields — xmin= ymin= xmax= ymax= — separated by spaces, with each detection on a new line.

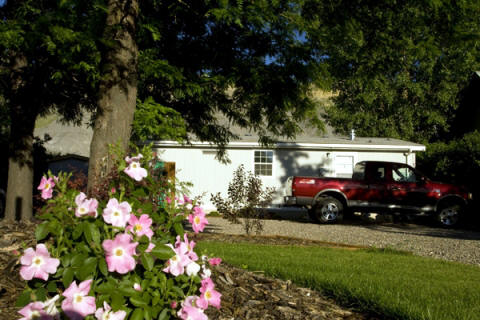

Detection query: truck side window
xmin=373 ymin=167 xmax=386 ymax=181
xmin=352 ymin=162 xmax=365 ymax=180
xmin=392 ymin=165 xmax=416 ymax=182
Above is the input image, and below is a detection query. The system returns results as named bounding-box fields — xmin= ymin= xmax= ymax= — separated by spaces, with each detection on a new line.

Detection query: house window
xmin=254 ymin=150 xmax=273 ymax=176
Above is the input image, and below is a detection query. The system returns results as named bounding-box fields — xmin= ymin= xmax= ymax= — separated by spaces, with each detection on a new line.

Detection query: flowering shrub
xmin=17 ymin=147 xmax=221 ymax=320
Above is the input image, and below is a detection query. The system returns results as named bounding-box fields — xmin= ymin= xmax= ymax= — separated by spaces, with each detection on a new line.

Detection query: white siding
xmin=155 ymin=147 xmax=417 ymax=210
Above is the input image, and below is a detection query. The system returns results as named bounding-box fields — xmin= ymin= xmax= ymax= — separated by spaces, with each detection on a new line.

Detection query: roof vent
xmin=350 ymin=129 xmax=355 ymax=141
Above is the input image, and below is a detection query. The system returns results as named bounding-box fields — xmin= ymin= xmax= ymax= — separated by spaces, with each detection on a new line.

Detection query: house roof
xmin=34 ymin=114 xmax=93 ymax=158
xmin=35 ymin=111 xmax=426 ymax=157
xmin=153 ymin=136 xmax=426 ymax=153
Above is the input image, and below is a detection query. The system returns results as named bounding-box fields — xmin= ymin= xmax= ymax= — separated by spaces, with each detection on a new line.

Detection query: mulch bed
xmin=0 ymin=221 xmax=380 ymax=320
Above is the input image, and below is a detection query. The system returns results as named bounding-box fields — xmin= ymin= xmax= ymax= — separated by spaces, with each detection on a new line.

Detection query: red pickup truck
xmin=284 ymin=161 xmax=472 ymax=226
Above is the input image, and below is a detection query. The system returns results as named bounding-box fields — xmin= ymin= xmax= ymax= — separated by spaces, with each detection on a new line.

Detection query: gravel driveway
xmin=204 ymin=212 xmax=480 ymax=266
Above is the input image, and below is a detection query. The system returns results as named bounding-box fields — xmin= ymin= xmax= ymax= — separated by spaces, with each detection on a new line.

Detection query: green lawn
xmin=196 ymin=241 xmax=480 ymax=320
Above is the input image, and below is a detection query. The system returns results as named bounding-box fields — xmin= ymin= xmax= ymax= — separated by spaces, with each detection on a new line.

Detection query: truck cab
xmin=285 ymin=161 xmax=471 ymax=226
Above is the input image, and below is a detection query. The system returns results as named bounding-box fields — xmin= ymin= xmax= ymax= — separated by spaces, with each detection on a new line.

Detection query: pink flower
xmin=95 ymin=301 xmax=126 ymax=320
xmin=20 ymin=244 xmax=60 ymax=281
xmin=102 ymin=198 xmax=132 ymax=228
xmin=146 ymin=242 xmax=155 ymax=253
xmin=209 ymin=257 xmax=222 ymax=266
xmin=177 ymin=297 xmax=207 ymax=320
xmin=126 ymin=214 xmax=154 ymax=239
xmin=197 ymin=278 xmax=221 ymax=309
xmin=124 ymin=154 xmax=147 ymax=181
xmin=163 ymin=243 xmax=192 ymax=277
xmin=75 ymin=192 xmax=98 ymax=218
xmin=183 ymin=195 xmax=192 ymax=203
xmin=166 ymin=196 xmax=171 ymax=204
xmin=178 ymin=306 xmax=207 ymax=320
xmin=102 ymin=233 xmax=138 ymax=274
xmin=37 ymin=176 xmax=55 ymax=200
xmin=18 ymin=301 xmax=50 ymax=320
xmin=111 ymin=187 xmax=116 ymax=194
xmin=175 ymin=234 xmax=198 ymax=261
xmin=61 ymin=280 xmax=96 ymax=320
xmin=171 ymin=301 xmax=178 ymax=309
xmin=133 ymin=283 xmax=142 ymax=291
xmin=125 ymin=154 xmax=143 ymax=163
xmin=188 ymin=207 xmax=208 ymax=233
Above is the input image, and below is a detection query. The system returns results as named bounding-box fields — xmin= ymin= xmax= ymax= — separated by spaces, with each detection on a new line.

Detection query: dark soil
xmin=0 ymin=221 xmax=380 ymax=320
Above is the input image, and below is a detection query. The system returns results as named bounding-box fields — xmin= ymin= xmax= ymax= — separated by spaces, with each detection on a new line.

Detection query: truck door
xmin=388 ymin=163 xmax=431 ymax=210
xmin=363 ymin=163 xmax=389 ymax=208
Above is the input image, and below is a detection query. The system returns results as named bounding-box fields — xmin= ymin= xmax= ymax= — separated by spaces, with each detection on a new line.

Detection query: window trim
xmin=253 ymin=150 xmax=274 ymax=177
xmin=333 ymin=152 xmax=358 ymax=178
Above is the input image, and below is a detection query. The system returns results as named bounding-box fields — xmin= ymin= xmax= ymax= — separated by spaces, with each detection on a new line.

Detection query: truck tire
xmin=311 ymin=196 xmax=344 ymax=224
xmin=436 ymin=203 xmax=462 ymax=227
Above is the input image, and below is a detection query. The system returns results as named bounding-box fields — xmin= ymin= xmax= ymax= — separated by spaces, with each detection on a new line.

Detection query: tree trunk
xmin=87 ymin=0 xmax=139 ymax=194
xmin=4 ymin=124 xmax=35 ymax=221
xmin=4 ymin=55 xmax=36 ymax=221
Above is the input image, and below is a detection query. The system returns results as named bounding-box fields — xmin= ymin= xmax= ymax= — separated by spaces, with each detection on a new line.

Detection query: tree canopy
xmin=0 ymin=0 xmax=104 ymax=219
xmin=306 ymin=0 xmax=480 ymax=144
xmin=134 ymin=0 xmax=327 ymax=147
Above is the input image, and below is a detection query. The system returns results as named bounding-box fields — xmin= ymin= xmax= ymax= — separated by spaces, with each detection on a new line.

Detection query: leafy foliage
xmin=211 ymin=165 xmax=275 ymax=235
xmin=132 ymin=97 xmax=187 ymax=142
xmin=135 ymin=0 xmax=327 ymax=148
xmin=0 ymin=0 xmax=103 ymax=121
xmin=18 ymin=146 xmax=220 ymax=319
xmin=306 ymin=0 xmax=480 ymax=143
xmin=418 ymin=131 xmax=480 ymax=197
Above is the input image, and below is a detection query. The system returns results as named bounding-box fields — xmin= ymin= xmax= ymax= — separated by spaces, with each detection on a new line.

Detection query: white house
xmin=33 ymin=114 xmax=426 ymax=211
xmin=153 ymin=134 xmax=426 ymax=211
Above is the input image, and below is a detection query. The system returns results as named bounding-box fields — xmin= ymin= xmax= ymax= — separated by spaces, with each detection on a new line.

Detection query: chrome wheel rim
xmin=439 ymin=208 xmax=459 ymax=226
xmin=320 ymin=202 xmax=338 ymax=221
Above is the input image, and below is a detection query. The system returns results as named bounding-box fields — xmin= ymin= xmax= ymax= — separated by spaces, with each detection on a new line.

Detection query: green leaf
xmin=118 ymin=286 xmax=139 ymax=297
xmin=47 ymin=220 xmax=61 ymax=236
xmin=111 ymin=292 xmax=125 ymax=310
xmin=15 ymin=290 xmax=31 ymax=307
xmin=77 ymin=257 xmax=97 ymax=280
xmin=151 ymin=245 xmax=174 ymax=260
xmin=130 ymin=308 xmax=144 ymax=320
xmin=71 ymin=253 xmax=88 ymax=267
xmin=152 ymin=293 xmax=160 ymax=306
xmin=158 ymin=308 xmax=169 ymax=320
xmin=61 ymin=253 xmax=73 ymax=267
xmin=98 ymin=258 xmax=108 ymax=276
xmin=158 ymin=273 xmax=167 ymax=292
xmin=85 ymin=222 xmax=101 ymax=245
xmin=171 ymin=286 xmax=185 ymax=298
xmin=35 ymin=222 xmax=50 ymax=241
xmin=173 ymin=222 xmax=184 ymax=237
xmin=139 ymin=235 xmax=150 ymax=244
xmin=46 ymin=281 xmax=57 ymax=293
xmin=62 ymin=268 xmax=74 ymax=288
xmin=34 ymin=287 xmax=47 ymax=301
xmin=172 ymin=215 xmax=185 ymax=224
xmin=130 ymin=296 xmax=148 ymax=307
xmin=72 ymin=222 xmax=85 ymax=240
xmin=143 ymin=306 xmax=152 ymax=320
xmin=141 ymin=253 xmax=154 ymax=271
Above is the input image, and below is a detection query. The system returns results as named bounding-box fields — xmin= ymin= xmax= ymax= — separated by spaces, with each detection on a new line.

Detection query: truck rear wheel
xmin=436 ymin=203 xmax=462 ymax=227
xmin=311 ymin=196 xmax=344 ymax=224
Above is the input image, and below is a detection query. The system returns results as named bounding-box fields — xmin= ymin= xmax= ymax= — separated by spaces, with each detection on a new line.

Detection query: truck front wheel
xmin=310 ymin=196 xmax=344 ymax=224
